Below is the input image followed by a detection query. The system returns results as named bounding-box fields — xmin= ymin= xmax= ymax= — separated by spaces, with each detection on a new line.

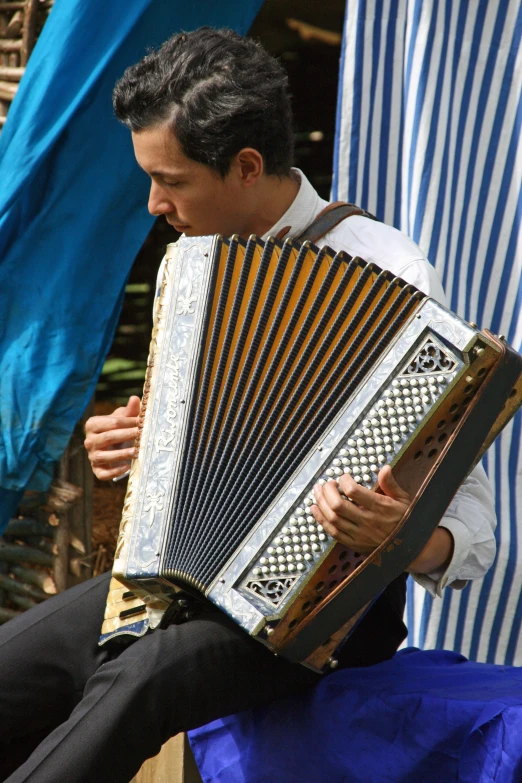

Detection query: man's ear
xmin=234 ymin=147 xmax=264 ymax=186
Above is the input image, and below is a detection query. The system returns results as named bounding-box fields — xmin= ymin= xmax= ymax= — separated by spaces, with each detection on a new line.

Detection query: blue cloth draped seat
xmin=188 ymin=648 xmax=522 ymax=782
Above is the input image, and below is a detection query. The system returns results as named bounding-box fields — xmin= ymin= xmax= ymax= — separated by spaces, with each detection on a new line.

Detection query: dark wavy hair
xmin=113 ymin=27 xmax=294 ymax=178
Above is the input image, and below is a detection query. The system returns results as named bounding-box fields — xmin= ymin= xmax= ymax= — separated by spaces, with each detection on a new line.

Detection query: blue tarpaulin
xmin=189 ymin=648 xmax=522 ymax=782
xmin=0 ymin=0 xmax=263 ymax=529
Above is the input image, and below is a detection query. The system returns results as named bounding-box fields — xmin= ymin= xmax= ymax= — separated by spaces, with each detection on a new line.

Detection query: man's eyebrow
xmin=149 ymin=169 xmax=185 ymax=178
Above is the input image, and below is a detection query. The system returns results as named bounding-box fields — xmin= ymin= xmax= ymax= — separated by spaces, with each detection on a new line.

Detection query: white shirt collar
xmin=261 ymin=168 xmax=328 ymax=241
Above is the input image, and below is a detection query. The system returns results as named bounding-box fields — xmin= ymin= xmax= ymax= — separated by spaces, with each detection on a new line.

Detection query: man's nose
xmin=148 ymin=182 xmax=173 ymax=216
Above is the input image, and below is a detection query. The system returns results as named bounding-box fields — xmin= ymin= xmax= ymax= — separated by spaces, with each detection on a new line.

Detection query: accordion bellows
xmin=101 ymin=235 xmax=522 ymax=672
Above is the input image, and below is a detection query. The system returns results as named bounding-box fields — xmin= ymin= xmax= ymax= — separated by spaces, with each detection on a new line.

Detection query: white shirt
xmin=156 ymin=169 xmax=497 ymax=599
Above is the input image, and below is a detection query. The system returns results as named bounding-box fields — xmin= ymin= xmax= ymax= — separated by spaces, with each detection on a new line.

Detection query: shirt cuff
xmin=409 ymin=517 xmax=471 ymax=598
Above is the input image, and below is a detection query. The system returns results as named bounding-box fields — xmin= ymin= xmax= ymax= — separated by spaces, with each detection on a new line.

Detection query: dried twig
xmin=286 ymin=18 xmax=342 ymax=46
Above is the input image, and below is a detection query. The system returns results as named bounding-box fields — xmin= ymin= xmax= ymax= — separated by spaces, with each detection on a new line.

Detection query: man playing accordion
xmin=0 ymin=28 xmax=495 ymax=783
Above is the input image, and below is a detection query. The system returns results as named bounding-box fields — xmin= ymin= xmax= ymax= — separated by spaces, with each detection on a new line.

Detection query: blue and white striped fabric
xmin=333 ymin=0 xmax=522 ymax=664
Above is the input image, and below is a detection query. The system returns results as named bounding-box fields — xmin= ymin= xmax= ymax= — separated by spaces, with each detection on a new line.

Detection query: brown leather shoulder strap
xmin=295 ymin=201 xmax=378 ymax=245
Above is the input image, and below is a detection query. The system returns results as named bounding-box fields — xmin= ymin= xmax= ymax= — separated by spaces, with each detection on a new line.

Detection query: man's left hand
xmin=311 ymin=466 xmax=411 ymax=553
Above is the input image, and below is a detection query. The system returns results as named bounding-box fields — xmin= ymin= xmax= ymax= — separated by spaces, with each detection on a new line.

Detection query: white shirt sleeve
xmin=397 ymin=253 xmax=497 ymax=596
xmin=409 ymin=461 xmax=497 ymax=597
xmin=323 ymin=216 xmax=498 ymax=596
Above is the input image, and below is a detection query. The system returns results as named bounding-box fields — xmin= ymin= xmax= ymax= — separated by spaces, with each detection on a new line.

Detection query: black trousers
xmin=0 ymin=571 xmax=407 ymax=783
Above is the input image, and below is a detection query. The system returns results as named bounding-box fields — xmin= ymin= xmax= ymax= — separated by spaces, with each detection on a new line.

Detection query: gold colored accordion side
xmin=100 ymin=234 xmax=522 ymax=672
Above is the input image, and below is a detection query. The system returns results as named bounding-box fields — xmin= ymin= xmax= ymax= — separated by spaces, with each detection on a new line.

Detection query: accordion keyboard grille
xmin=163 ymin=236 xmax=424 ymax=587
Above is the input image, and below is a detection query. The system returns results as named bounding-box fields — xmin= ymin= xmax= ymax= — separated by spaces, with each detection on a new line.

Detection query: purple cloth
xmin=188 ymin=648 xmax=522 ymax=782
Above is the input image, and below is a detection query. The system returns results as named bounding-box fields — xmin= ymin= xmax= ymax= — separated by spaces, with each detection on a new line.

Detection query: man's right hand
xmin=84 ymin=395 xmax=141 ymax=481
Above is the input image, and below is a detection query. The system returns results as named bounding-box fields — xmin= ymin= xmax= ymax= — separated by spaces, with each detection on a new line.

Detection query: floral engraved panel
xmin=244 ymin=577 xmax=299 ymax=606
xmin=125 ymin=238 xmax=215 ymax=577
xmin=403 ymin=339 xmax=456 ymax=376
xmin=176 ymin=280 xmax=197 ymax=315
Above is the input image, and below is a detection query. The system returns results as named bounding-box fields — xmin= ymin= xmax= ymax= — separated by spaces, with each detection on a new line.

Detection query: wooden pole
xmin=66 ymin=401 xmax=94 ymax=587
xmin=53 ymin=400 xmax=94 ymax=590
xmin=20 ymin=0 xmax=39 ymax=66
xmin=0 ymin=40 xmax=22 ymax=53
xmin=0 ymin=80 xmax=17 ymax=100
xmin=53 ymin=452 xmax=71 ymax=593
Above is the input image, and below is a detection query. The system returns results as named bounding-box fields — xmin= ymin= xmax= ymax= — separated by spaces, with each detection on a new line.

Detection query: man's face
xmin=132 ymin=125 xmax=249 ymax=237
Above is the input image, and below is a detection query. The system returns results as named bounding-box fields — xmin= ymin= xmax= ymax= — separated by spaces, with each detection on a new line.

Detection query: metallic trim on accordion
xmin=207 ymin=298 xmax=475 ymax=632
xmin=114 ymin=236 xmax=219 ymax=582
xmin=99 ymin=618 xmax=150 ymax=645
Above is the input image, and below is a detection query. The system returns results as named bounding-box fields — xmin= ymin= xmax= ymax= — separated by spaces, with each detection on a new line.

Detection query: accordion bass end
xmin=100 ymin=234 xmax=522 ymax=672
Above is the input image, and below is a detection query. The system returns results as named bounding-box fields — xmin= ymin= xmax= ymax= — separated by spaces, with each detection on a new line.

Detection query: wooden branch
xmin=0 ymin=79 xmax=17 ymax=100
xmin=10 ymin=593 xmax=38 ymax=612
xmin=93 ymin=545 xmax=107 ymax=577
xmin=0 ymin=573 xmax=47 ymax=602
xmin=0 ymin=606 xmax=20 ymax=623
xmin=54 ymin=460 xmax=71 ymax=592
xmin=70 ymin=533 xmax=86 ymax=555
xmin=25 ymin=536 xmax=58 ymax=556
xmin=0 ymin=39 xmax=22 ymax=52
xmin=5 ymin=10 xmax=23 ymax=37
xmin=286 ymin=18 xmax=342 ymax=46
xmin=69 ymin=551 xmax=97 ymax=578
xmin=10 ymin=564 xmax=56 ymax=594
xmin=0 ymin=65 xmax=24 ymax=81
xmin=58 ymin=404 xmax=93 ymax=588
xmin=47 ymin=478 xmax=83 ymax=513
xmin=10 ymin=593 xmax=37 ymax=611
xmin=4 ymin=518 xmax=55 ymax=538
xmin=0 ymin=543 xmax=53 ymax=568
xmin=20 ymin=0 xmax=39 ymax=66
xmin=53 ymin=520 xmax=69 ymax=591
xmin=0 ymin=560 xmax=8 ymax=607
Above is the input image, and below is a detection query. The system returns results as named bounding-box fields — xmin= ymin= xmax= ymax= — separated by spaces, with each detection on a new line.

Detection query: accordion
xmin=100 ymin=234 xmax=522 ymax=672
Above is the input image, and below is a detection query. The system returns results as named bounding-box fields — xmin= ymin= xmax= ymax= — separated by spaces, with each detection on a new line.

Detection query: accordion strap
xmin=294 ymin=200 xmax=377 ymax=244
